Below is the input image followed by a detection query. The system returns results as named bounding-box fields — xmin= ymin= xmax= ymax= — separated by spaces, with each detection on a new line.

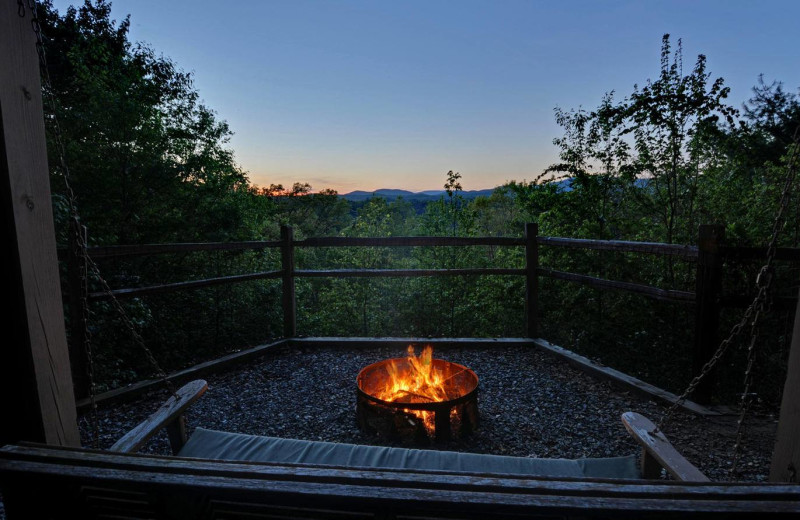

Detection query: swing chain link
xmin=730 ymin=129 xmax=799 ymax=476
xmin=656 ymin=129 xmax=799 ymax=478
xmin=71 ymin=221 xmax=100 ymax=448
xmin=19 ymin=0 xmax=179 ymax=447
xmin=18 ymin=0 xmax=103 ymax=445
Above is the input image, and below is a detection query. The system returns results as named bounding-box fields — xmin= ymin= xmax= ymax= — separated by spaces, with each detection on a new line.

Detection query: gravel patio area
xmin=78 ymin=342 xmax=778 ymax=482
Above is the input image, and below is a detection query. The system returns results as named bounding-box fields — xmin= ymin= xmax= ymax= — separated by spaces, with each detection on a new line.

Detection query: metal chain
xmin=18 ymin=0 xmax=107 ymax=445
xmin=729 ymin=130 xmax=800 ymax=476
xmin=656 ymin=129 xmax=799 ymax=473
xmin=656 ymin=285 xmax=765 ymax=429
xmin=20 ymin=2 xmax=178 ymax=415
xmin=85 ymin=253 xmax=177 ymax=396
xmin=71 ymin=222 xmax=100 ymax=448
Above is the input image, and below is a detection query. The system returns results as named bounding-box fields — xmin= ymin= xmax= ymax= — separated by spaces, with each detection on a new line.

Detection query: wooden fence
xmin=66 ymin=223 xmax=800 ymax=404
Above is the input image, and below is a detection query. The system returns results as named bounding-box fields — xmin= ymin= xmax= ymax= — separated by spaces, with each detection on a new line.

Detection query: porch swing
xmin=2 ymin=2 xmax=800 ymax=517
xmin=59 ymin=219 xmax=709 ymax=486
xmin=5 ymin=242 xmax=799 ymax=519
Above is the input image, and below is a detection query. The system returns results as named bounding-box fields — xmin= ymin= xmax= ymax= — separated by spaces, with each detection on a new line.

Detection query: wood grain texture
xmin=531 ymin=339 xmax=719 ymax=416
xmin=110 ymin=380 xmax=207 ymax=453
xmin=538 ymin=268 xmax=696 ymax=302
xmin=621 ymin=412 xmax=710 ymax=482
xmin=75 ymin=340 xmax=287 ymax=411
xmin=525 ymin=223 xmax=539 ymax=337
xmin=295 ymin=268 xmax=525 ymax=278
xmin=296 ymin=236 xmax=525 ymax=247
xmin=0 ymin=0 xmax=79 ymax=446
xmin=281 ymin=225 xmax=296 ymax=337
xmin=693 ymin=225 xmax=724 ymax=404
xmin=537 ymin=236 xmax=700 ymax=259
xmin=770 ymin=297 xmax=800 ymax=482
xmin=88 ymin=270 xmax=282 ymax=301
xmin=87 ymin=240 xmax=282 ymax=258
xmin=1 ymin=443 xmax=799 ymax=518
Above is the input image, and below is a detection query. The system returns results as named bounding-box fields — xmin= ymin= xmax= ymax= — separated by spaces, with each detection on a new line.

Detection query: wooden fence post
xmin=281 ymin=225 xmax=296 ymax=338
xmin=0 ymin=0 xmax=80 ymax=446
xmin=693 ymin=224 xmax=724 ymax=404
xmin=525 ymin=223 xmax=539 ymax=338
xmin=67 ymin=218 xmax=90 ymax=399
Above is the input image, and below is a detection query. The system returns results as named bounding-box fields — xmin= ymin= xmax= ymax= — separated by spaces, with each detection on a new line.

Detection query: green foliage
xmin=44 ymin=8 xmax=797 ymax=409
xmin=41 ymin=0 xmax=261 ymax=245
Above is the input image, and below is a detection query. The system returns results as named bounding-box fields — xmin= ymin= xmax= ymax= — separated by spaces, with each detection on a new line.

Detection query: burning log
xmin=356 ymin=345 xmax=479 ymax=444
xmin=393 ymin=390 xmax=435 ymax=403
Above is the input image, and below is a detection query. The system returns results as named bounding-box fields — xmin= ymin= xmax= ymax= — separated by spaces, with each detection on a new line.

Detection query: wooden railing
xmin=66 ymin=223 xmax=799 ymax=403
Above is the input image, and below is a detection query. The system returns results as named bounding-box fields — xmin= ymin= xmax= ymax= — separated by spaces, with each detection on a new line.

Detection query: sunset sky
xmin=52 ymin=0 xmax=800 ymax=193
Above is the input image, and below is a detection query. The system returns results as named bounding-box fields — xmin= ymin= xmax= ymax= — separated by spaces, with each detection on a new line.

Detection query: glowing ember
xmin=357 ymin=345 xmax=479 ymax=442
xmin=372 ymin=345 xmax=460 ymax=433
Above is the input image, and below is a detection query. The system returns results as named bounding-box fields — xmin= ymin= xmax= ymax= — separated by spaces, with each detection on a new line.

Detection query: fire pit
xmin=356 ymin=346 xmax=479 ymax=444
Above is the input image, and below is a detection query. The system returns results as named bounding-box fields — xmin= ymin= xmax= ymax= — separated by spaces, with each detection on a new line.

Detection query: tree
xmin=40 ymin=0 xmax=256 ymax=245
xmin=544 ymin=35 xmax=738 ymax=245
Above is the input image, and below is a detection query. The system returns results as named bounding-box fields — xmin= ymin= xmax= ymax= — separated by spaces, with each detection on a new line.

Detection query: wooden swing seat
xmin=2 ymin=379 xmax=799 ymax=518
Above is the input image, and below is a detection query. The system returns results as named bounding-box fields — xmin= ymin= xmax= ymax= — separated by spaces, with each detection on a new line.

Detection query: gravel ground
xmin=78 ymin=343 xmax=777 ymax=482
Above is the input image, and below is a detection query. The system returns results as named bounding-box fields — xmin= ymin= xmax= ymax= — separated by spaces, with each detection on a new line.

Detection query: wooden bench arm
xmin=621 ymin=411 xmax=709 ymax=482
xmin=110 ymin=380 xmax=208 ymax=454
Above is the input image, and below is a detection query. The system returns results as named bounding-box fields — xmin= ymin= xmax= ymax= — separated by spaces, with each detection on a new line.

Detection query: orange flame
xmin=374 ymin=345 xmax=451 ymax=434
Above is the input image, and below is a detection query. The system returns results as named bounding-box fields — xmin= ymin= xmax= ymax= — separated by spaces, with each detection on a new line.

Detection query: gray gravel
xmin=79 ymin=343 xmax=777 ymax=482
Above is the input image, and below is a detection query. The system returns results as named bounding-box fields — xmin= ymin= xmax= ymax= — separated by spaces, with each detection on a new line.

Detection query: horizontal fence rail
xmin=295 ymin=268 xmax=526 ymax=278
xmin=79 ymin=240 xmax=283 ymax=259
xmin=67 ymin=223 xmax=799 ymax=404
xmin=537 ymin=237 xmax=699 ymax=259
xmin=538 ymin=268 xmax=697 ymax=303
xmin=77 ymin=231 xmax=798 ymax=307
xmin=62 ymin=238 xmax=797 ymax=262
xmin=88 ymin=270 xmax=283 ymax=301
xmin=296 ymin=236 xmax=526 ymax=247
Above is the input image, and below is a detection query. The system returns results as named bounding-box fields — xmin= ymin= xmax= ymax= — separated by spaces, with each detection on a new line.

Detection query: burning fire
xmin=374 ymin=345 xmax=459 ymax=433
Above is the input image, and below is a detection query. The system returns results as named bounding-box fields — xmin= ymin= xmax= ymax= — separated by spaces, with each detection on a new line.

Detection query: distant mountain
xmin=549 ymin=177 xmax=651 ymax=192
xmin=341 ymin=188 xmax=496 ymax=202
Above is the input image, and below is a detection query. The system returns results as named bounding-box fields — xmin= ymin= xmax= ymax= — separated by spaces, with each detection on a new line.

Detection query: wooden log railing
xmin=66 ymin=224 xmax=799 ymax=403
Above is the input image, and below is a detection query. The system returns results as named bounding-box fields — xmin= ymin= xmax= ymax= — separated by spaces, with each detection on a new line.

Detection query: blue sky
xmin=52 ymin=0 xmax=800 ymax=193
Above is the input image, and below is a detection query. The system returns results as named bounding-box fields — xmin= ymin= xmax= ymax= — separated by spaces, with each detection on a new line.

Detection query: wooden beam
xmin=88 ymin=270 xmax=282 ymax=301
xmin=621 ymin=412 xmax=710 ymax=482
xmin=525 ymin=223 xmax=539 ymax=337
xmin=3 ymin=444 xmax=800 ymax=517
xmin=296 ymin=236 xmax=525 ymax=247
xmin=0 ymin=0 xmax=80 ymax=446
xmin=281 ymin=225 xmax=296 ymax=338
xmin=530 ymin=338 xmax=720 ymax=416
xmin=110 ymin=380 xmax=207 ymax=454
xmin=75 ymin=339 xmax=288 ymax=411
xmin=770 ymin=296 xmax=800 ymax=482
xmin=295 ymin=268 xmax=524 ymax=278
xmin=538 ymin=268 xmax=696 ymax=303
xmin=85 ymin=240 xmax=282 ymax=259
xmin=537 ymin=236 xmax=699 ymax=259
xmin=692 ymin=225 xmax=724 ymax=404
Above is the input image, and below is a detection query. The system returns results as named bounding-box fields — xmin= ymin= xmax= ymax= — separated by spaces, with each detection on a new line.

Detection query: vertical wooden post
xmin=0 ymin=1 xmax=80 ymax=446
xmin=281 ymin=224 xmax=296 ymax=338
xmin=770 ymin=296 xmax=800 ymax=482
xmin=525 ymin=223 xmax=539 ymax=338
xmin=67 ymin=217 xmax=90 ymax=399
xmin=693 ymin=224 xmax=724 ymax=404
